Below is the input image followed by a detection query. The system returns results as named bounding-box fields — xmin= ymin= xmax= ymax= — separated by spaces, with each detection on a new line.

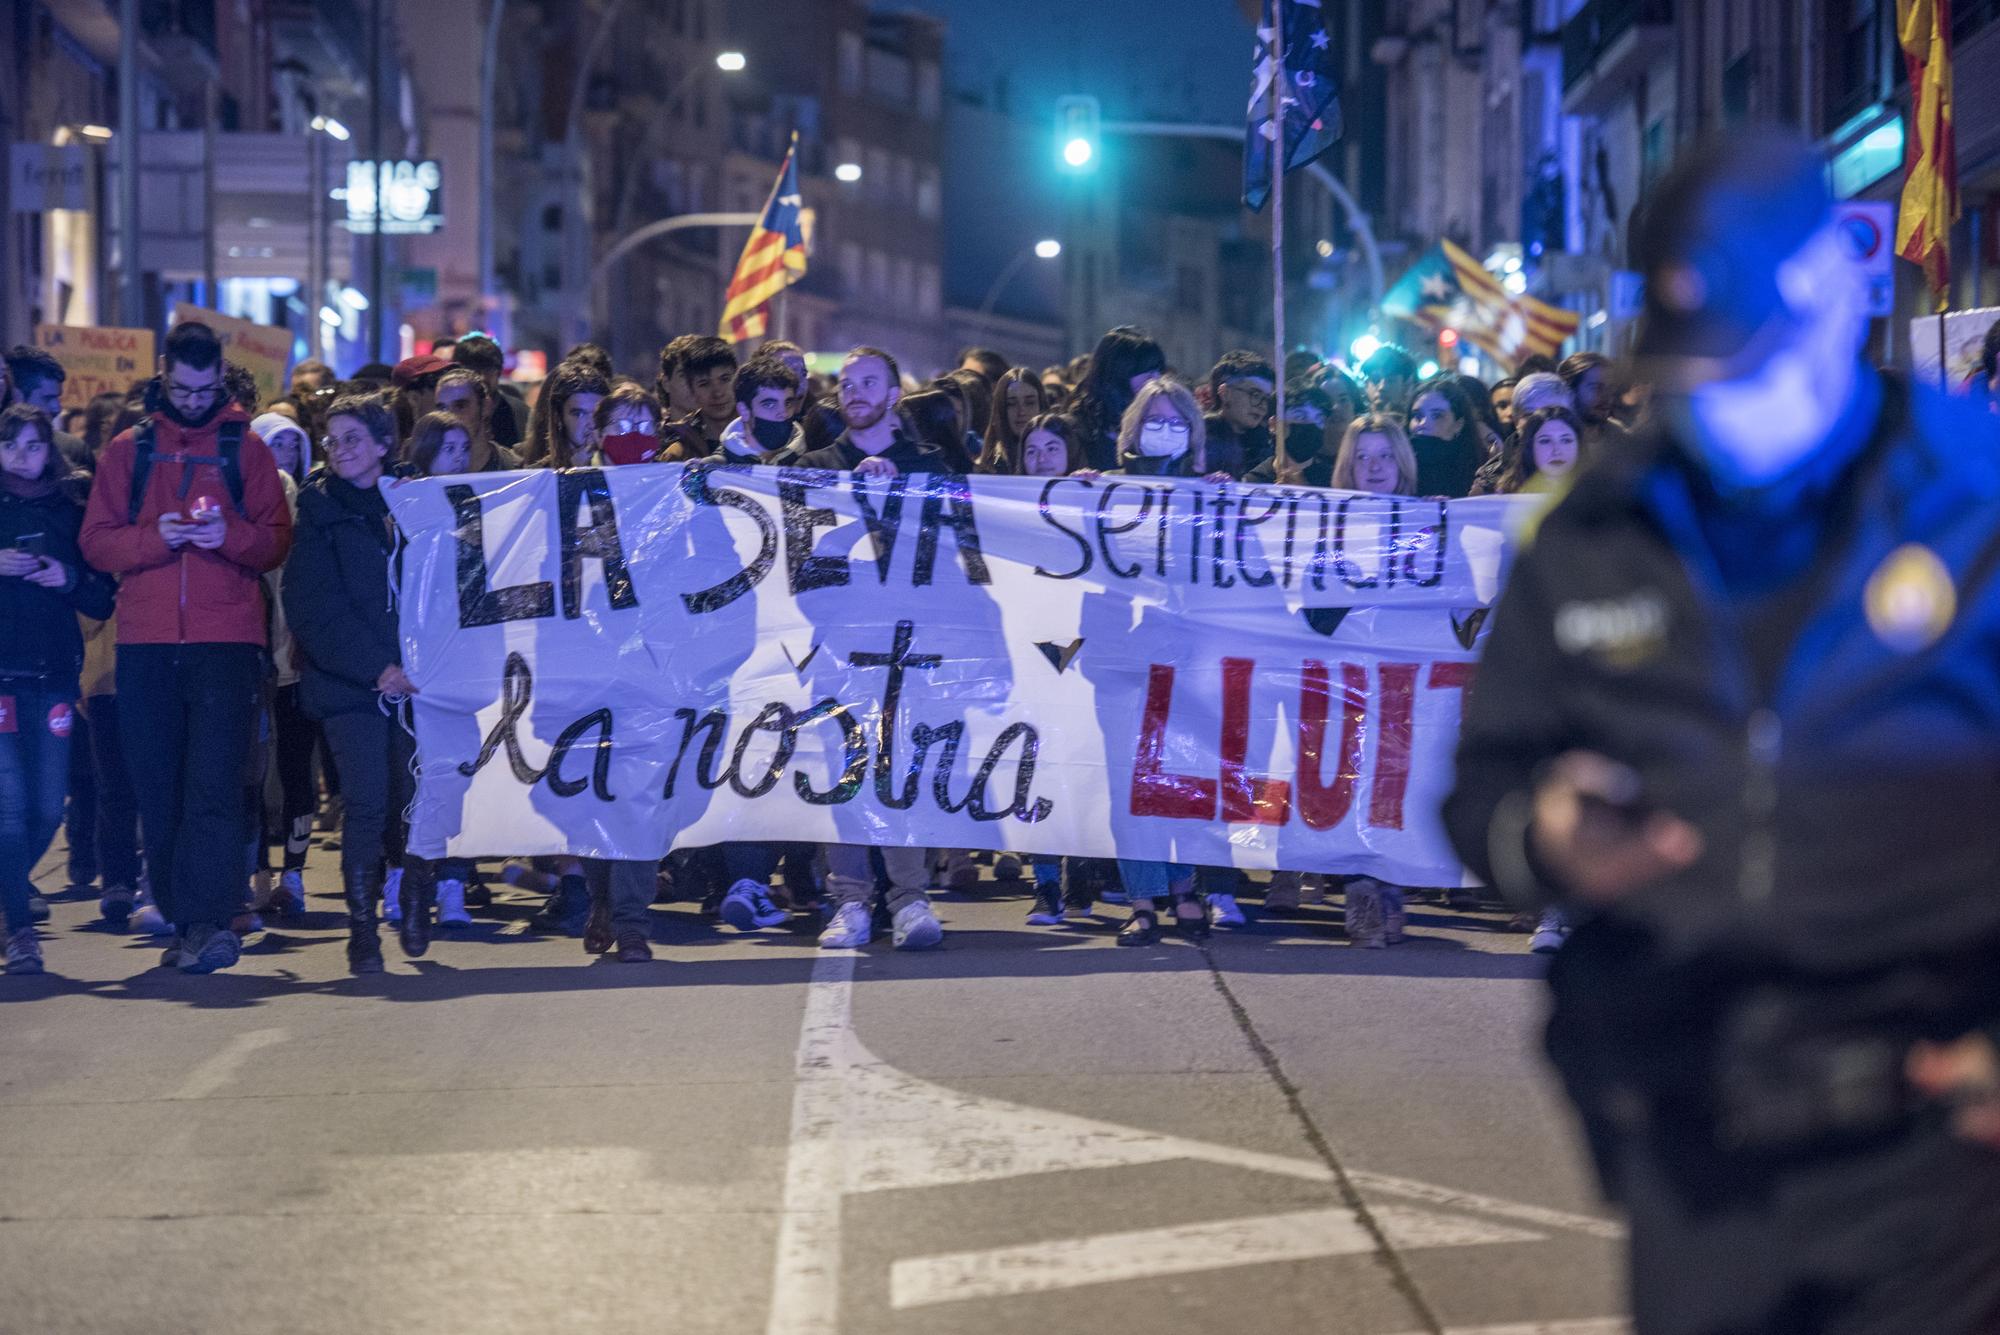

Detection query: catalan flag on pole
xmin=1380 ymin=239 xmax=1580 ymax=367
xmin=1896 ymin=0 xmax=1959 ymax=311
xmin=719 ymin=134 xmax=809 ymax=343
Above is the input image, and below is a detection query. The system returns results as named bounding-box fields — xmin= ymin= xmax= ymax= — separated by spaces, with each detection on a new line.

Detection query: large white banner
xmin=387 ymin=466 xmax=1526 ymax=885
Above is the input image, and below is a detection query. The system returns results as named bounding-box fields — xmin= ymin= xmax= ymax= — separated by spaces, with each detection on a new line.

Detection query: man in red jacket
xmin=80 ymin=321 xmax=292 ymax=974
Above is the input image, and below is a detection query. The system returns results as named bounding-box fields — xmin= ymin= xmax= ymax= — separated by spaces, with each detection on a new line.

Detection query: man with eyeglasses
xmin=79 ymin=321 xmax=293 ymax=975
xmin=1201 ymin=350 xmax=1276 ymax=480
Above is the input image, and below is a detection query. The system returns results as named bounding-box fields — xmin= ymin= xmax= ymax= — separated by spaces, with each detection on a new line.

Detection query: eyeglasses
xmin=325 ymin=431 xmax=376 ymax=453
xmin=606 ymin=415 xmax=657 ymax=435
xmin=1226 ymin=382 xmax=1273 ymax=408
xmin=165 ymin=378 xmax=221 ymax=404
xmin=1142 ymin=419 xmax=1190 ymax=436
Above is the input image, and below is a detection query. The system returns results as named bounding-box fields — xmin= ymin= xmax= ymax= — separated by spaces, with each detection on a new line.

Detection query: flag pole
xmin=1269 ymin=1 xmax=1288 ymax=475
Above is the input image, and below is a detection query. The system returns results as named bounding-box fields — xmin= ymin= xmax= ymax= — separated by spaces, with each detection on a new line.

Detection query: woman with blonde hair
xmin=1112 ymin=376 xmax=1207 ymax=478
xmin=1331 ymin=413 xmax=1419 ymax=496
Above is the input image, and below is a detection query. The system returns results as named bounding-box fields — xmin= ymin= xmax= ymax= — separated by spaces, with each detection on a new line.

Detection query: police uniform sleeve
xmin=1442 ymin=540 xmax=1579 ymax=910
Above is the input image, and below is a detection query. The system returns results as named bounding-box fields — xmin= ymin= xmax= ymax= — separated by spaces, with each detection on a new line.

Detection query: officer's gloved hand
xmin=1908 ymin=1033 xmax=2000 ymax=1148
xmin=1529 ymin=751 xmax=1704 ymax=905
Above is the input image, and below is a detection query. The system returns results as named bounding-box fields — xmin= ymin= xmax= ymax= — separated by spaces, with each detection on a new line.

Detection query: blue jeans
xmin=1115 ymin=859 xmax=1196 ymax=903
xmin=0 ymin=681 xmax=76 ymax=932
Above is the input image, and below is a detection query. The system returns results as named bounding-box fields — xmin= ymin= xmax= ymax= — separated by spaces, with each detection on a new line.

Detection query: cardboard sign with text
xmin=32 ymin=325 xmax=155 ymax=411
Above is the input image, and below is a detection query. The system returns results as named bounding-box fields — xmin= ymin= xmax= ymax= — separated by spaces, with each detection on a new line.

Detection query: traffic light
xmin=1056 ymin=95 xmax=1100 ymax=171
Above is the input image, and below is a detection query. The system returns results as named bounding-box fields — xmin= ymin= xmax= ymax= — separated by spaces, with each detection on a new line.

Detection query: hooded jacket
xmin=79 ymin=399 xmax=292 ymax=646
xmin=708 ymin=416 xmax=804 ymax=467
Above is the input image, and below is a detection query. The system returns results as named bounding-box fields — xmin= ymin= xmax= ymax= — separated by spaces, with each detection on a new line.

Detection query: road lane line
xmin=171 ymin=1028 xmax=287 ymax=1100
xmin=1390 ymin=1322 xmax=1629 ymax=1335
xmin=763 ymin=951 xmax=857 ymax=1335
xmin=1347 ymin=1171 xmax=1624 ymax=1241
xmin=889 ymin=1203 xmax=1543 ymax=1308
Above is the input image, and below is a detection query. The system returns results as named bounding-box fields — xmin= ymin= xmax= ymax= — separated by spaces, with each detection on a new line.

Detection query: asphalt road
xmin=1 ymin=845 xmax=1627 ymax=1335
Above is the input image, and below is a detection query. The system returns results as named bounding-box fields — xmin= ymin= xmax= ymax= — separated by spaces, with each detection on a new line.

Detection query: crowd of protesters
xmin=0 ymin=318 xmax=1635 ymax=977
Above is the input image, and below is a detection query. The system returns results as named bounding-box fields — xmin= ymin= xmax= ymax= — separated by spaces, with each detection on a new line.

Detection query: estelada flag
xmin=720 ymin=134 xmax=809 ymax=343
xmin=1896 ymin=0 xmax=1960 ymax=310
xmin=1243 ymin=0 xmax=1342 ymax=212
xmin=1381 ymin=240 xmax=1580 ymax=366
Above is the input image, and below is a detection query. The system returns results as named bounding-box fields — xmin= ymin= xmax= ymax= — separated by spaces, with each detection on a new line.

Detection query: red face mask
xmin=599 ymin=431 xmax=658 ymax=466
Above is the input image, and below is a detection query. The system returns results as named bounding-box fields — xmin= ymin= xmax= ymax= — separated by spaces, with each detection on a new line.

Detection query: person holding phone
xmin=1444 ymin=130 xmax=2000 ymax=1333
xmin=79 ymin=322 xmax=292 ymax=976
xmin=0 ymin=405 xmax=115 ymax=974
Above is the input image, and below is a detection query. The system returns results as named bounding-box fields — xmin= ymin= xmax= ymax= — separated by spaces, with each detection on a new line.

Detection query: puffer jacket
xmin=280 ymin=468 xmax=399 ymax=721
xmin=79 ymin=402 xmax=292 ymax=645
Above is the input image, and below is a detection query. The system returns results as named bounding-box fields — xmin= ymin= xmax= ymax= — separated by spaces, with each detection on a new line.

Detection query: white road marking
xmin=1391 ymin=1322 xmax=1629 ymax=1335
xmin=171 ymin=1028 xmax=286 ymax=1100
xmin=764 ymin=951 xmax=857 ymax=1335
xmin=889 ymin=1202 xmax=1542 ymax=1309
xmin=1348 ymin=1171 xmax=1625 ymax=1241
xmin=762 ymin=954 xmax=1621 ymax=1330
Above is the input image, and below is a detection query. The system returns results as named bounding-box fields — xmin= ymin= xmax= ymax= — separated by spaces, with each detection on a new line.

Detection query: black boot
xmin=398 ymin=860 xmax=434 ymax=959
xmin=344 ymin=861 xmax=385 ymax=974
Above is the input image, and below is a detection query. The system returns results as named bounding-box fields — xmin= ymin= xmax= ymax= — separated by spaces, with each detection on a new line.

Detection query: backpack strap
xmin=126 ymin=418 xmax=158 ymax=525
xmin=216 ymin=420 xmax=247 ymax=516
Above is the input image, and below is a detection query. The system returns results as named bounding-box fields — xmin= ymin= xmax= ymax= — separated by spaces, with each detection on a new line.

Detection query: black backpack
xmin=126 ymin=416 xmax=247 ymax=524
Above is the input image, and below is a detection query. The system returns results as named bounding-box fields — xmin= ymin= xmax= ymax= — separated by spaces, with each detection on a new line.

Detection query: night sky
xmin=894 ymin=0 xmax=1256 ymax=125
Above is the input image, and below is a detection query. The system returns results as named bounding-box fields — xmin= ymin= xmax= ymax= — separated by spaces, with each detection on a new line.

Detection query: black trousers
xmin=64 ymin=705 xmax=97 ymax=888
xmin=1613 ymin=1114 xmax=2000 ymax=1335
xmin=84 ymin=695 xmax=142 ymax=891
xmin=318 ymin=707 xmax=412 ymax=883
xmin=118 ymin=644 xmax=263 ymax=933
xmin=266 ymin=683 xmax=318 ymax=872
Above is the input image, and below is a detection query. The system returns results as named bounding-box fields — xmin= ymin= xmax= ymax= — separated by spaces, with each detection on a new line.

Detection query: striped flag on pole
xmin=1381 ymin=239 xmax=1580 ymax=367
xmin=1896 ymin=0 xmax=1959 ymax=310
xmin=719 ymin=134 xmax=809 ymax=343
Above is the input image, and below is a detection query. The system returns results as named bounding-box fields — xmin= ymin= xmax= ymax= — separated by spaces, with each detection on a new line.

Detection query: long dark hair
xmin=1010 ymin=412 xmax=1085 ymax=477
xmin=898 ymin=389 xmax=976 ymax=473
xmin=1068 ymin=325 xmax=1165 ymax=448
xmin=983 ymin=366 xmax=1047 ymax=472
xmin=1409 ymin=374 xmax=1486 ymax=460
xmin=1493 ymin=405 xmax=1585 ymax=494
xmin=523 ymin=362 xmax=611 ymax=470
xmin=0 ymin=404 xmax=69 ymax=488
xmin=403 ymin=411 xmax=471 ymax=477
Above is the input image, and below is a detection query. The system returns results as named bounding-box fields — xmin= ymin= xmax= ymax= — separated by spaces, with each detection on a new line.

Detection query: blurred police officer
xmin=1445 ymin=128 xmax=2000 ymax=1334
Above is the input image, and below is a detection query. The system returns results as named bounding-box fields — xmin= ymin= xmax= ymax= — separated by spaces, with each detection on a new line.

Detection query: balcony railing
xmin=1562 ymin=0 xmax=1674 ymax=93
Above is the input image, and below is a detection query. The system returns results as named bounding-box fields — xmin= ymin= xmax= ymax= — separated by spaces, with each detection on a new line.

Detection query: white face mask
xmin=1137 ymin=419 xmax=1189 ymax=458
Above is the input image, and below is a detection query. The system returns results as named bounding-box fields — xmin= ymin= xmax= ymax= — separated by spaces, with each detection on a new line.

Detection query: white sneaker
xmin=891 ymin=899 xmax=943 ymax=950
xmin=382 ymin=867 xmax=403 ymax=925
xmin=1529 ymin=907 xmax=1569 ymax=955
xmin=273 ymin=869 xmax=306 ymax=916
xmin=720 ymin=878 xmax=789 ymax=931
xmin=1206 ymin=892 xmax=1246 ymax=927
xmin=131 ymin=896 xmax=171 ymax=936
xmin=436 ymin=877 xmax=473 ymax=927
xmin=817 ymin=901 xmax=872 ymax=950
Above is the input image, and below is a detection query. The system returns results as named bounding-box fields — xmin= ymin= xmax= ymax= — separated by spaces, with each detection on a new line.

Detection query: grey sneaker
xmin=178 ymin=925 xmax=242 ymax=975
xmin=99 ymin=883 xmax=136 ymax=928
xmin=1344 ymin=878 xmax=1387 ymax=949
xmin=1529 ymin=907 xmax=1569 ymax=955
xmin=817 ymin=901 xmax=872 ymax=950
xmin=5 ymin=929 xmax=44 ymax=975
xmin=891 ymin=899 xmax=943 ymax=950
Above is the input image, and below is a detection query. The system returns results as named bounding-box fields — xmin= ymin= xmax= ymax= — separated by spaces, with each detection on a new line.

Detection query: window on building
xmin=866 ymin=48 xmax=913 ymax=104
xmin=867 ymin=250 xmax=890 ymax=299
xmin=866 ymin=146 xmax=889 ymax=198
xmin=840 ymin=241 xmax=864 ymax=293
xmin=893 ymin=154 xmax=914 ymax=203
xmin=894 ymin=257 xmax=916 ymax=309
xmin=917 ymin=61 xmax=941 ymax=119
xmin=916 ymin=166 xmax=940 ymax=220
xmin=838 ymin=33 xmax=864 ymax=94
xmin=918 ymin=265 xmax=941 ymax=315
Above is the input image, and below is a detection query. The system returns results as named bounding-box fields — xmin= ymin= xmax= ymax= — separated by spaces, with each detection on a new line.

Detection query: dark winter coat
xmin=0 ymin=482 xmax=115 ymax=688
xmin=281 ymin=469 xmax=399 ymax=721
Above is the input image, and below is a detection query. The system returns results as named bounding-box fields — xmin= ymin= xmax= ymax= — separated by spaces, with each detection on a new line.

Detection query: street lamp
xmin=834 ymin=162 xmax=863 ymax=183
xmin=977 ymin=239 xmax=1062 ymax=319
xmin=715 ymin=50 xmax=746 ymax=72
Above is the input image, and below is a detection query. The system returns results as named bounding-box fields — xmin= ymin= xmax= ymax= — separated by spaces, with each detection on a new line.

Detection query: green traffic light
xmin=1063 ymin=136 xmax=1095 ymax=168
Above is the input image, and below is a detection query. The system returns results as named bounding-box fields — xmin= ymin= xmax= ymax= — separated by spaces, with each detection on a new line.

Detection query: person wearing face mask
xmin=1246 ymin=385 xmax=1337 ymax=489
xmin=711 ymin=357 xmax=804 ymax=466
xmin=589 ymin=383 xmax=664 ymax=467
xmin=1445 ymin=128 xmax=2000 ymax=1334
xmin=79 ymin=322 xmax=293 ymax=976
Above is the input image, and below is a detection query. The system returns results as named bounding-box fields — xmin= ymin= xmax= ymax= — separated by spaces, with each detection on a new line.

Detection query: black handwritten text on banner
xmin=386 ymin=467 xmax=1527 ymax=884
